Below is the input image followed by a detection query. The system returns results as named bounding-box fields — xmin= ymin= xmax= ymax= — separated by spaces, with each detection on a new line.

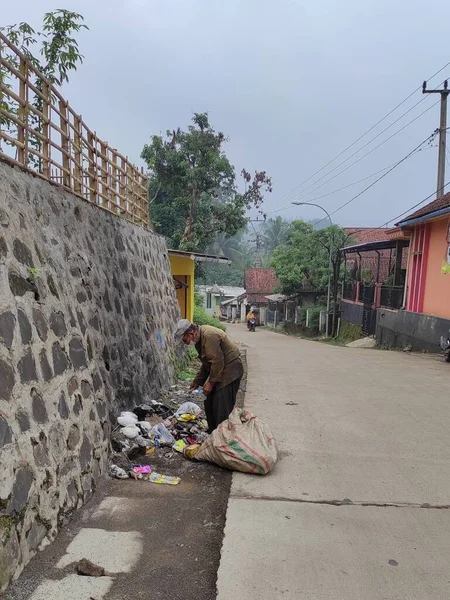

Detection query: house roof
xmin=196 ymin=285 xmax=245 ymax=297
xmin=344 ymin=228 xmax=392 ymax=244
xmin=168 ymin=250 xmax=231 ymax=264
xmin=396 ymin=192 xmax=450 ymax=226
xmin=244 ymin=268 xmax=279 ymax=295
xmin=342 ymin=239 xmax=409 ymax=254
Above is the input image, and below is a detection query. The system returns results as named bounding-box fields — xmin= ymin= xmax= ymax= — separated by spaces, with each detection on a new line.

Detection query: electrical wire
xmin=268 ymin=100 xmax=440 ymax=215
xmin=263 ymin=62 xmax=450 ymax=212
xmin=309 ymin=130 xmax=439 ymax=226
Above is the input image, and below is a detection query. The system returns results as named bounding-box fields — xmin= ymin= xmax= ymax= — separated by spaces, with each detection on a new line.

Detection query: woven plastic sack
xmin=195 ymin=408 xmax=278 ymax=474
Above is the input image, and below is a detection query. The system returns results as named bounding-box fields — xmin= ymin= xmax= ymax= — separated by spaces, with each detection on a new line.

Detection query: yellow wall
xmin=422 ymin=217 xmax=450 ymax=318
xmin=169 ymin=254 xmax=195 ymax=321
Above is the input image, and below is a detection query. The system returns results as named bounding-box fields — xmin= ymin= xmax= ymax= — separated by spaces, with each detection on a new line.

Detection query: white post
xmin=274 ymin=310 xmax=277 ymax=328
xmin=306 ymin=309 xmax=310 ymax=328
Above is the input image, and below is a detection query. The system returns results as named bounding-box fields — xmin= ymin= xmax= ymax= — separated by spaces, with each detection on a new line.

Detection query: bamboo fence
xmin=0 ymin=31 xmax=148 ymax=226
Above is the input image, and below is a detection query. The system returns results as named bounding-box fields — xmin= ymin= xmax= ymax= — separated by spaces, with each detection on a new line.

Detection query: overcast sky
xmin=3 ymin=0 xmax=450 ymax=227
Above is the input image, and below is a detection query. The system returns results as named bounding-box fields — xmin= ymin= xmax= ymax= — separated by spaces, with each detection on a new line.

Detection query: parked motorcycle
xmin=439 ymin=331 xmax=450 ymax=362
xmin=248 ymin=318 xmax=256 ymax=332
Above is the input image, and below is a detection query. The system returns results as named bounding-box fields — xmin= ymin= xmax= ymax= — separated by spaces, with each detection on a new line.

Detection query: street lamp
xmin=292 ymin=201 xmax=333 ymax=338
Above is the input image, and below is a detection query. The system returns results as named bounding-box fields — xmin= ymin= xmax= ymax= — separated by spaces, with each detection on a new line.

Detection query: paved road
xmin=217 ymin=325 xmax=450 ymax=600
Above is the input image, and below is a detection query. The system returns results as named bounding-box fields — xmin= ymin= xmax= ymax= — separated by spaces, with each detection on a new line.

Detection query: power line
xmin=263 ymin=62 xmax=450 ymax=212
xmin=267 ymin=158 xmax=423 ymax=216
xmin=310 ymin=129 xmax=439 ymax=227
xmin=269 ymin=99 xmax=440 ymax=214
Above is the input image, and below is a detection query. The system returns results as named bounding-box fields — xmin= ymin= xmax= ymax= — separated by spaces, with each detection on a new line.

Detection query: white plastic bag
xmin=138 ymin=421 xmax=153 ymax=434
xmin=175 ymin=402 xmax=202 ymax=417
xmin=121 ymin=425 xmax=140 ymax=439
xmin=195 ymin=408 xmax=278 ymax=474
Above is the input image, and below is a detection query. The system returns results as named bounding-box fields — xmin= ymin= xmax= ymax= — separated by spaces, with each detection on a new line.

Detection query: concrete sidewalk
xmin=217 ymin=326 xmax=450 ymax=600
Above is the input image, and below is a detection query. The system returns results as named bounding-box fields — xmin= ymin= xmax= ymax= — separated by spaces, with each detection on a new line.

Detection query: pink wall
xmin=422 ymin=217 xmax=450 ymax=318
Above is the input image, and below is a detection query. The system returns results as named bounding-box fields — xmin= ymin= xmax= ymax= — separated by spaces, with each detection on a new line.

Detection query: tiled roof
xmin=396 ymin=192 xmax=450 ymax=224
xmin=244 ymin=268 xmax=279 ymax=295
xmin=344 ymin=228 xmax=392 ymax=244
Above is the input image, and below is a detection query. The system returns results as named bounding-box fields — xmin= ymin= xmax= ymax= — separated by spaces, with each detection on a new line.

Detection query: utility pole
xmin=423 ymin=79 xmax=449 ymax=198
xmin=249 ymin=217 xmax=265 ymax=268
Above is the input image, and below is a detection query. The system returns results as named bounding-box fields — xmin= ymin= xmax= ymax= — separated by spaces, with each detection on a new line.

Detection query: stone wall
xmin=0 ymin=161 xmax=180 ymax=589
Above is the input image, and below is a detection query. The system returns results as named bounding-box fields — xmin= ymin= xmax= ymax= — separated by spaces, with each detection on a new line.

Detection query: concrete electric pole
xmin=423 ymin=79 xmax=450 ymax=198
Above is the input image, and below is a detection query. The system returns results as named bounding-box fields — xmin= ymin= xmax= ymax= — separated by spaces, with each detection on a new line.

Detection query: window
xmin=206 ymin=293 xmax=212 ymax=309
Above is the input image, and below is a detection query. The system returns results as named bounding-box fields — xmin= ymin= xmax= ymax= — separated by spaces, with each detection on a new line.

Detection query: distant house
xmin=238 ymin=268 xmax=280 ymax=324
xmin=168 ymin=251 xmax=231 ymax=321
xmin=196 ymin=284 xmax=245 ymax=318
xmin=376 ymin=193 xmax=450 ymax=350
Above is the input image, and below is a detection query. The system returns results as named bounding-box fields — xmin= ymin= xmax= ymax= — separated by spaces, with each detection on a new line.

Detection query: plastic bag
xmin=150 ymin=423 xmax=175 ymax=446
xmin=195 ymin=408 xmax=278 ymax=474
xmin=132 ymin=465 xmax=152 ymax=474
xmin=176 ymin=414 xmax=197 ymax=423
xmin=121 ymin=425 xmax=140 ymax=439
xmin=175 ymin=402 xmax=202 ymax=417
xmin=118 ymin=413 xmax=138 ymax=427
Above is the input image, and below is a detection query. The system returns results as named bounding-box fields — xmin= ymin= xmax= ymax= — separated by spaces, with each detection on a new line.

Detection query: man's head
xmin=174 ymin=319 xmax=198 ymax=345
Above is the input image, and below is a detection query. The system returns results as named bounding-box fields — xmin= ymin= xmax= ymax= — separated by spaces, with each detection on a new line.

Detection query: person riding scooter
xmin=246 ymin=310 xmax=256 ymax=331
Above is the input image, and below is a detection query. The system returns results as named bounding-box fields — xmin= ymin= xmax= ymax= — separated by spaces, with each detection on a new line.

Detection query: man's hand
xmin=203 ymin=381 xmax=214 ymax=395
xmin=189 ymin=380 xmax=198 ymax=391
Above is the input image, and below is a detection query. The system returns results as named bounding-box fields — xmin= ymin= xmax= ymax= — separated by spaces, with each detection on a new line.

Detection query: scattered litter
xmin=109 ymin=385 xmax=210 ymax=485
xmin=195 ymin=408 xmax=278 ymax=474
xmin=175 ymin=402 xmax=202 ymax=417
xmin=132 ymin=465 xmax=152 ymax=474
xmin=121 ymin=425 xmax=140 ymax=439
xmin=76 ymin=558 xmax=105 ymax=577
xmin=184 ymin=444 xmax=201 ymax=460
xmin=109 ymin=465 xmax=129 ymax=480
xmin=177 ymin=414 xmax=197 ymax=423
xmin=151 ymin=423 xmax=176 ymax=446
xmin=147 ymin=472 xmax=181 ymax=485
xmin=173 ymin=439 xmax=189 ymax=453
xmin=137 ymin=421 xmax=153 ymax=434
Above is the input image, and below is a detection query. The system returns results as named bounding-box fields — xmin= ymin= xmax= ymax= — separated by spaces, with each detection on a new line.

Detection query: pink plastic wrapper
xmin=132 ymin=465 xmax=152 ymax=474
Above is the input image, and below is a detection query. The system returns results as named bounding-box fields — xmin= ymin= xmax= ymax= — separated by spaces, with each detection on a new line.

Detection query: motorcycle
xmin=440 ymin=331 xmax=450 ymax=362
xmin=248 ymin=318 xmax=256 ymax=332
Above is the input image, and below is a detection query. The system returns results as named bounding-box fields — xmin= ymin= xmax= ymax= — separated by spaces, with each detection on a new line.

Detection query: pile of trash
xmin=109 ymin=399 xmax=208 ymax=484
xmin=108 ymin=385 xmax=278 ymax=482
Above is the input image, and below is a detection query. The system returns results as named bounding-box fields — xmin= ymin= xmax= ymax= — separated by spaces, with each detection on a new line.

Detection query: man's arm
xmin=193 ymin=363 xmax=209 ymax=387
xmin=204 ymin=333 xmax=225 ymax=384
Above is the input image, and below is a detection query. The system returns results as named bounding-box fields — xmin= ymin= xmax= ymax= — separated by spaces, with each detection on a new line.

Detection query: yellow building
xmin=168 ymin=250 xmax=231 ymax=322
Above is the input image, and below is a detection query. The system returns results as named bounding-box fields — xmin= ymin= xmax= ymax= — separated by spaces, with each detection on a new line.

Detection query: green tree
xmin=1 ymin=11 xmax=88 ymax=167
xmin=271 ymin=220 xmax=352 ymax=333
xmin=141 ymin=113 xmax=272 ymax=252
xmin=262 ymin=216 xmax=289 ymax=254
xmin=196 ymin=229 xmax=255 ymax=286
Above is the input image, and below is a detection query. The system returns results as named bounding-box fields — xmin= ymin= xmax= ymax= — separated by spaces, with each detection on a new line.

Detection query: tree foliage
xmin=271 ymin=220 xmax=350 ymax=295
xmin=197 ymin=229 xmax=255 ymax=286
xmin=0 ymin=11 xmax=88 ymax=167
xmin=141 ymin=113 xmax=272 ymax=252
xmin=261 ymin=216 xmax=289 ymax=254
